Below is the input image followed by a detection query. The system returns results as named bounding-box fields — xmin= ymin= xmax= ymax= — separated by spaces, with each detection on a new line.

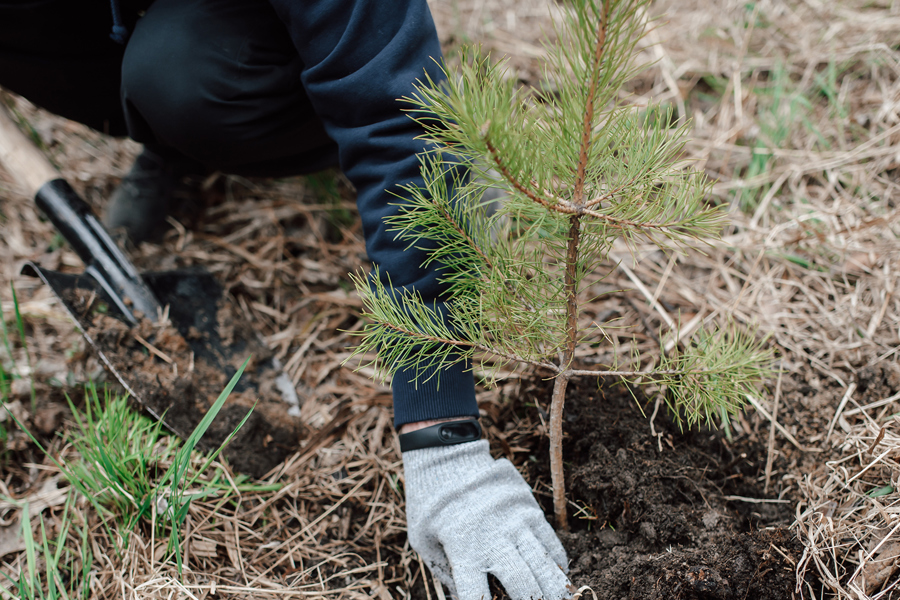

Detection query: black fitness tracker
xmin=399 ymin=418 xmax=482 ymax=452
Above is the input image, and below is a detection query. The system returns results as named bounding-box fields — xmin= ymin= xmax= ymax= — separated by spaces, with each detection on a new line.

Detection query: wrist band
xmin=399 ymin=418 xmax=482 ymax=452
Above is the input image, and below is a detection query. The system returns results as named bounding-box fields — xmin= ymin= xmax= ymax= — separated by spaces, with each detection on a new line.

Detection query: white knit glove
xmin=403 ymin=440 xmax=571 ymax=600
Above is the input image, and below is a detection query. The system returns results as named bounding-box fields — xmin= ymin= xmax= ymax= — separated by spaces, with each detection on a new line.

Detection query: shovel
xmin=0 ymin=101 xmax=304 ymax=478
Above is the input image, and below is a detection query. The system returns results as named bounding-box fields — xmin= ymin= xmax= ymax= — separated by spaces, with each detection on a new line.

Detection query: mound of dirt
xmin=520 ymin=378 xmax=802 ymax=600
xmin=62 ymin=273 xmax=305 ymax=478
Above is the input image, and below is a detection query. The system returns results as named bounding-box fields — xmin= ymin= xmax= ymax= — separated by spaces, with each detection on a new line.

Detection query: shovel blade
xmin=22 ymin=262 xmax=304 ymax=477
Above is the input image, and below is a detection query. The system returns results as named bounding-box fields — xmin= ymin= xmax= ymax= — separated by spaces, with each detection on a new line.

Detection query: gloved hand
xmin=403 ymin=439 xmax=571 ymax=600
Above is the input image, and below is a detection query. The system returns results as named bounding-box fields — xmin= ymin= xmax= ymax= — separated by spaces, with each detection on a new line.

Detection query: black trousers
xmin=0 ymin=0 xmax=338 ymax=176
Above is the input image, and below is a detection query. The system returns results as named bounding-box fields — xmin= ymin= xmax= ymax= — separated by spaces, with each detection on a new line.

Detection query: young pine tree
xmin=351 ymin=0 xmax=772 ymax=530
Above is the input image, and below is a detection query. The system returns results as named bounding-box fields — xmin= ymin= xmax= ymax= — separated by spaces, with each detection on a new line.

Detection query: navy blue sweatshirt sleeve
xmin=266 ymin=0 xmax=478 ymax=427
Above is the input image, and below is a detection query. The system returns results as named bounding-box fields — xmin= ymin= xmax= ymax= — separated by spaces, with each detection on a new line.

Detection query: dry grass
xmin=0 ymin=403 xmax=425 ymax=600
xmin=797 ymin=418 xmax=900 ymax=599
xmin=630 ymin=2 xmax=900 ymax=597
xmin=2 ymin=0 xmax=900 ymax=597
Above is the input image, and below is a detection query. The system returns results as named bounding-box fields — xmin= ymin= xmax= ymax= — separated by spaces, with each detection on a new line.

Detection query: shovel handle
xmin=0 ymin=101 xmax=58 ymax=197
xmin=0 ymin=96 xmax=162 ymax=324
xmin=35 ymin=179 xmax=163 ymax=324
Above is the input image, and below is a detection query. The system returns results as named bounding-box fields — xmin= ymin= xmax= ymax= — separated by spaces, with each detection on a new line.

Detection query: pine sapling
xmin=351 ymin=0 xmax=773 ymax=530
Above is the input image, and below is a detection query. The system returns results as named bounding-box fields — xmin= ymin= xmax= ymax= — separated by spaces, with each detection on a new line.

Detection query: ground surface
xmin=3 ymin=0 xmax=900 ymax=599
xmin=536 ymin=379 xmax=801 ymax=600
xmin=64 ymin=278 xmax=305 ymax=477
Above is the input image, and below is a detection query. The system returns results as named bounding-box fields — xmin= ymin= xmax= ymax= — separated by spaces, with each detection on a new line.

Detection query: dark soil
xmin=509 ymin=377 xmax=803 ymax=600
xmin=58 ymin=271 xmax=306 ymax=478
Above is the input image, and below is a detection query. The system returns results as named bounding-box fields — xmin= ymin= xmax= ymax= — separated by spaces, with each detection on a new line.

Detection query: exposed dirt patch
xmin=508 ymin=377 xmax=803 ymax=600
xmin=60 ymin=273 xmax=306 ymax=478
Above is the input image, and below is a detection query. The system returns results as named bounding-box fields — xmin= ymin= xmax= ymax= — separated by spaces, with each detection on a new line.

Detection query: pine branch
xmin=483 ymin=134 xmax=575 ymax=215
xmin=581 ymin=206 xmax=711 ymax=233
xmin=373 ymin=320 xmax=561 ymax=372
xmin=482 ymin=141 xmax=718 ymax=237
xmin=583 ymin=178 xmax=638 ymax=209
xmin=484 ymin=134 xmax=707 ymax=234
xmin=565 ymin=367 xmax=749 ymax=377
xmin=428 ymin=188 xmax=495 ymax=270
xmin=407 ymin=173 xmax=543 ymax=318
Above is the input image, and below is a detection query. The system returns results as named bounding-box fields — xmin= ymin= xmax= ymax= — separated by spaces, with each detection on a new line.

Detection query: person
xmin=0 ymin=1 xmax=571 ymax=598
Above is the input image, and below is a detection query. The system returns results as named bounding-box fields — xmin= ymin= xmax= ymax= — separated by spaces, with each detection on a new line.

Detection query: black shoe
xmin=103 ymin=147 xmax=204 ymax=243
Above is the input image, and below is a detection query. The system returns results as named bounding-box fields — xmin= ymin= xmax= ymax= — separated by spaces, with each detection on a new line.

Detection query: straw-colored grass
xmin=796 ymin=419 xmax=900 ymax=599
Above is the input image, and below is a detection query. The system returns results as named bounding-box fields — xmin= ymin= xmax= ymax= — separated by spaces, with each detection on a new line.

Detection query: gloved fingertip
xmin=539 ymin=572 xmax=575 ymax=600
xmin=513 ymin=529 xmax=572 ymax=600
xmin=528 ymin=516 xmax=569 ymax=570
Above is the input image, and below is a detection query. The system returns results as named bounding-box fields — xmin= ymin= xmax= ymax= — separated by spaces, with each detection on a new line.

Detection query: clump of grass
xmin=61 ymin=358 xmax=262 ymax=570
xmin=64 ymin=385 xmax=177 ymax=532
xmin=732 ymin=61 xmax=820 ymax=213
xmin=1 ymin=356 xmax=266 ymax=592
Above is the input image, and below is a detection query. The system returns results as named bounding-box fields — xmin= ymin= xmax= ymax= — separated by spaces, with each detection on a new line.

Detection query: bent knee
xmin=119 ymin=0 xmax=318 ymax=172
xmin=121 ymin=31 xmax=233 ymax=162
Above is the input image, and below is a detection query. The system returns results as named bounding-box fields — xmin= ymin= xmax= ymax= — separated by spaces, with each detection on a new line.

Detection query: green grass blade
xmin=39 ymin=517 xmax=57 ymax=600
xmin=184 ymin=357 xmax=250 ymax=451
xmin=0 ymin=574 xmax=24 ymax=600
xmin=161 ymin=356 xmax=251 ymax=485
xmin=77 ymin=515 xmax=92 ymax=600
xmin=0 ymin=290 xmax=14 ymax=370
xmin=51 ymin=496 xmax=74 ymax=600
xmin=187 ymin=401 xmax=256 ymax=489
xmin=21 ymin=502 xmax=36 ymax=598
xmin=9 ymin=285 xmax=36 ymax=411
xmin=868 ymin=485 xmax=893 ymax=498
xmin=162 ymin=356 xmax=251 ymax=574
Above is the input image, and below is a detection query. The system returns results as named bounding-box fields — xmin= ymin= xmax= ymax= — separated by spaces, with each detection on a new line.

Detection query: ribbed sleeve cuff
xmin=391 ymin=359 xmax=479 ymax=427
